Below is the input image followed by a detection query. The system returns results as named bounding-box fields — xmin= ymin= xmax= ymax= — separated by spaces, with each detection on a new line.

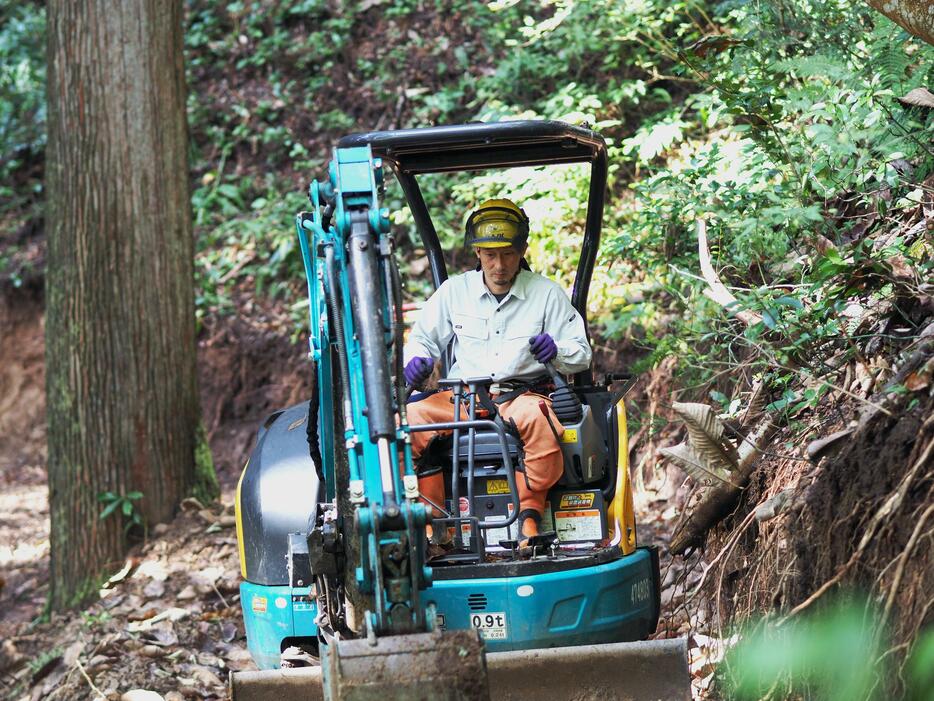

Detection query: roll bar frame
xmin=338 ymin=120 xmax=608 ymax=386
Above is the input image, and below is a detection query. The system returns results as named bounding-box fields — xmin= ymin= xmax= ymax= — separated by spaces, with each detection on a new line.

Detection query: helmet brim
xmin=472 ymin=240 xmax=519 ymax=249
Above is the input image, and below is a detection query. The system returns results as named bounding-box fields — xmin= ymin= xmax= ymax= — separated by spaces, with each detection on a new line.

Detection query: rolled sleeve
xmin=545 ymin=287 xmax=592 ymax=375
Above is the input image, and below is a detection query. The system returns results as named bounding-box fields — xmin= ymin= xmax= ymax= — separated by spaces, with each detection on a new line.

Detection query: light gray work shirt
xmin=403 ymin=269 xmax=592 ymax=382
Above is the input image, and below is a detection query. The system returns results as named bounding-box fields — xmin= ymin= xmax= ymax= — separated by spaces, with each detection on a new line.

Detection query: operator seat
xmin=417 ymin=426 xmax=525 ymax=476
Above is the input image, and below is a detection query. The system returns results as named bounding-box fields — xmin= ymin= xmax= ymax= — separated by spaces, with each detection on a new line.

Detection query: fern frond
xmin=673 ymin=402 xmax=740 ymax=470
xmin=659 ymin=442 xmax=737 ymax=487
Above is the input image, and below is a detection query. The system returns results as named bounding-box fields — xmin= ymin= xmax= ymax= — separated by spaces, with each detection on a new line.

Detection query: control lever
xmin=527 ymin=339 xmax=584 ymax=424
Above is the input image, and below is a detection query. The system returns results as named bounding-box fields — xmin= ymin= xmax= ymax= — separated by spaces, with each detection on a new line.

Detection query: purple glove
xmin=529 ymin=333 xmax=557 ymax=364
xmin=404 ymin=356 xmax=434 ymax=386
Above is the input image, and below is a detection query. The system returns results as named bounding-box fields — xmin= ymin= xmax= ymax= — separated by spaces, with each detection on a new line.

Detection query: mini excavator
xmin=230 ymin=121 xmax=690 ymax=700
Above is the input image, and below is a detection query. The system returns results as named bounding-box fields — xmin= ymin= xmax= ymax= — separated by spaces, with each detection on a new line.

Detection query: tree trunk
xmin=45 ymin=0 xmax=212 ymax=610
xmin=865 ymin=0 xmax=934 ymax=47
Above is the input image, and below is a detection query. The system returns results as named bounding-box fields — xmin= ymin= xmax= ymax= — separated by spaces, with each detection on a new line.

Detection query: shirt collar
xmin=469 ymin=269 xmax=529 ymax=301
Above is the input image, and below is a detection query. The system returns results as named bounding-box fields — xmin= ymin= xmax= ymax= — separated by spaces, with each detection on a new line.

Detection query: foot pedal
xmin=526 ymin=531 xmax=558 ymax=549
xmin=519 ymin=531 xmax=559 ymax=558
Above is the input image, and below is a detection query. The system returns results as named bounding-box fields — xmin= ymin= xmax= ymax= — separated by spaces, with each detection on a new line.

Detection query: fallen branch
xmin=666 ymin=221 xmax=784 ymax=553
xmin=74 ymin=658 xmax=106 ymax=700
xmin=670 ymin=416 xmax=780 ymax=554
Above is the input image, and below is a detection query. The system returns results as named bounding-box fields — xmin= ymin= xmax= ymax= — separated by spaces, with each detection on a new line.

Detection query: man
xmin=403 ymin=198 xmax=592 ymax=546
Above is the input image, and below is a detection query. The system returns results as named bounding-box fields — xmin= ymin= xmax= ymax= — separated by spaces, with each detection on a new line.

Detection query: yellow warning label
xmin=252 ymin=596 xmax=267 ymax=614
xmin=558 ymin=492 xmax=595 ymax=509
xmin=561 ymin=428 xmax=578 ymax=443
xmin=486 ymin=479 xmax=510 ymax=495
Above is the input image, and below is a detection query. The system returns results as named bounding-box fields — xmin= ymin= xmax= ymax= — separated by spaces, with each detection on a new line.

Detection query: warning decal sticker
xmin=554 ymin=509 xmax=602 ymax=541
xmin=485 ymin=479 xmax=510 ymax=495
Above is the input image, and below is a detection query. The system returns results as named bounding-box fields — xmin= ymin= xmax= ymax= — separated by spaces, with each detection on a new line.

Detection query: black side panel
xmin=239 ymin=403 xmax=322 ymax=585
xmin=648 ymin=545 xmax=662 ymax=636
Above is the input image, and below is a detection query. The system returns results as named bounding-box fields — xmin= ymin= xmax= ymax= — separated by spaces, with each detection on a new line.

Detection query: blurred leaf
xmin=898 ymin=88 xmax=934 ymax=110
xmin=726 ymin=601 xmax=878 ymax=701
xmin=685 ymin=34 xmax=745 ymax=58
xmin=906 ymin=627 xmax=934 ymax=701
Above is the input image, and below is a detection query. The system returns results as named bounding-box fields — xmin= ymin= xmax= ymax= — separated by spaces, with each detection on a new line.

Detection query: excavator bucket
xmin=230 ymin=637 xmax=691 ymax=701
xmin=322 ymin=630 xmax=489 ymax=701
xmin=231 ymin=630 xmax=488 ymax=701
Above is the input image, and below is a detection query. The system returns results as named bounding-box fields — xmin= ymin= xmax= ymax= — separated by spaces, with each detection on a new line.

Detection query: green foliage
xmin=0 ymin=0 xmax=45 ymax=246
xmin=0 ymin=2 xmax=45 ymax=190
xmin=193 ymin=177 xmax=310 ymax=323
xmin=80 ymin=609 xmax=113 ymax=628
xmin=27 ymin=646 xmax=63 ymax=676
xmin=97 ymin=490 xmax=144 ymax=534
xmin=600 ymin=0 xmax=934 ymax=390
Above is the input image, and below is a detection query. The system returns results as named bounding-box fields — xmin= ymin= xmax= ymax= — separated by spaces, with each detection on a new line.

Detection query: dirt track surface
xmin=1 ymin=498 xmax=254 ymax=701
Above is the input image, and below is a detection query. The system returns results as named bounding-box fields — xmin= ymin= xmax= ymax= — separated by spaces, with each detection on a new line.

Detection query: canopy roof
xmin=337 ymin=120 xmax=607 ymax=174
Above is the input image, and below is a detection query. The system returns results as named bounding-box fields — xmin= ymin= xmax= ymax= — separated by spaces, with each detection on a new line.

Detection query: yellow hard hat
xmin=464 ymin=198 xmax=530 ymax=249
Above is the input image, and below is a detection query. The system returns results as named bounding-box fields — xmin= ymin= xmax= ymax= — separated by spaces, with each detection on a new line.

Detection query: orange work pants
xmin=406 ymin=390 xmax=565 ymax=515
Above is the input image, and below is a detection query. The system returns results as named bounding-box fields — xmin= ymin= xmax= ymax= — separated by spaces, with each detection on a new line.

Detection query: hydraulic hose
xmin=324 ymin=244 xmax=354 ymax=431
xmin=307 ymin=385 xmax=323 ymax=482
xmin=384 ymin=237 xmax=407 ymax=423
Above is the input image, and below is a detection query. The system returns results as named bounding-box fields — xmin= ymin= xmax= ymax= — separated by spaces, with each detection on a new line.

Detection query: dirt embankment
xmin=655 ymin=312 xmax=934 ymax=695
xmin=0 ymin=287 xmax=46 ymax=488
xmin=198 ymin=309 xmax=312 ymax=491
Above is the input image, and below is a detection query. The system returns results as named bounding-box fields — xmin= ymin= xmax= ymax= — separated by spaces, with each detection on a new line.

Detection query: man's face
xmin=476 ymin=245 xmax=525 ymax=294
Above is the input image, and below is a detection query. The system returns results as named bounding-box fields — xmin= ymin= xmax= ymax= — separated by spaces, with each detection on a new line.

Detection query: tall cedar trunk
xmin=45 ymin=0 xmax=201 ymax=609
xmin=865 ymin=0 xmax=934 ymax=47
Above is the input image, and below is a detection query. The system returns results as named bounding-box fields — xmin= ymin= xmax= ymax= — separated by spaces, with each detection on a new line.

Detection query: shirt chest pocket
xmin=452 ymin=313 xmax=488 ymax=340
xmin=504 ymin=322 xmax=541 ymax=342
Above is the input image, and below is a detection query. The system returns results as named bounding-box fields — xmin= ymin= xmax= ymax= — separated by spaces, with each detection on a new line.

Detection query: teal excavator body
xmin=232 ymin=121 xmax=689 ymax=701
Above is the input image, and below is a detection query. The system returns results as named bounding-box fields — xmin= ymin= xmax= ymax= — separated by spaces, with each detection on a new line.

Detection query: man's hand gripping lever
xmin=403 ymin=356 xmax=433 ymax=402
xmin=528 ymin=337 xmax=584 ymax=425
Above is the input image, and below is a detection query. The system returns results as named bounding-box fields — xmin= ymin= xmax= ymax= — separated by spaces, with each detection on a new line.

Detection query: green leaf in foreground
xmin=725 ymin=601 xmax=880 ymax=701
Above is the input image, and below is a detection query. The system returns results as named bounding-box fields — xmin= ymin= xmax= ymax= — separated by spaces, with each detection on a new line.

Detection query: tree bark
xmin=865 ymin=0 xmax=934 ymax=47
xmin=45 ymin=0 xmax=210 ymax=609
